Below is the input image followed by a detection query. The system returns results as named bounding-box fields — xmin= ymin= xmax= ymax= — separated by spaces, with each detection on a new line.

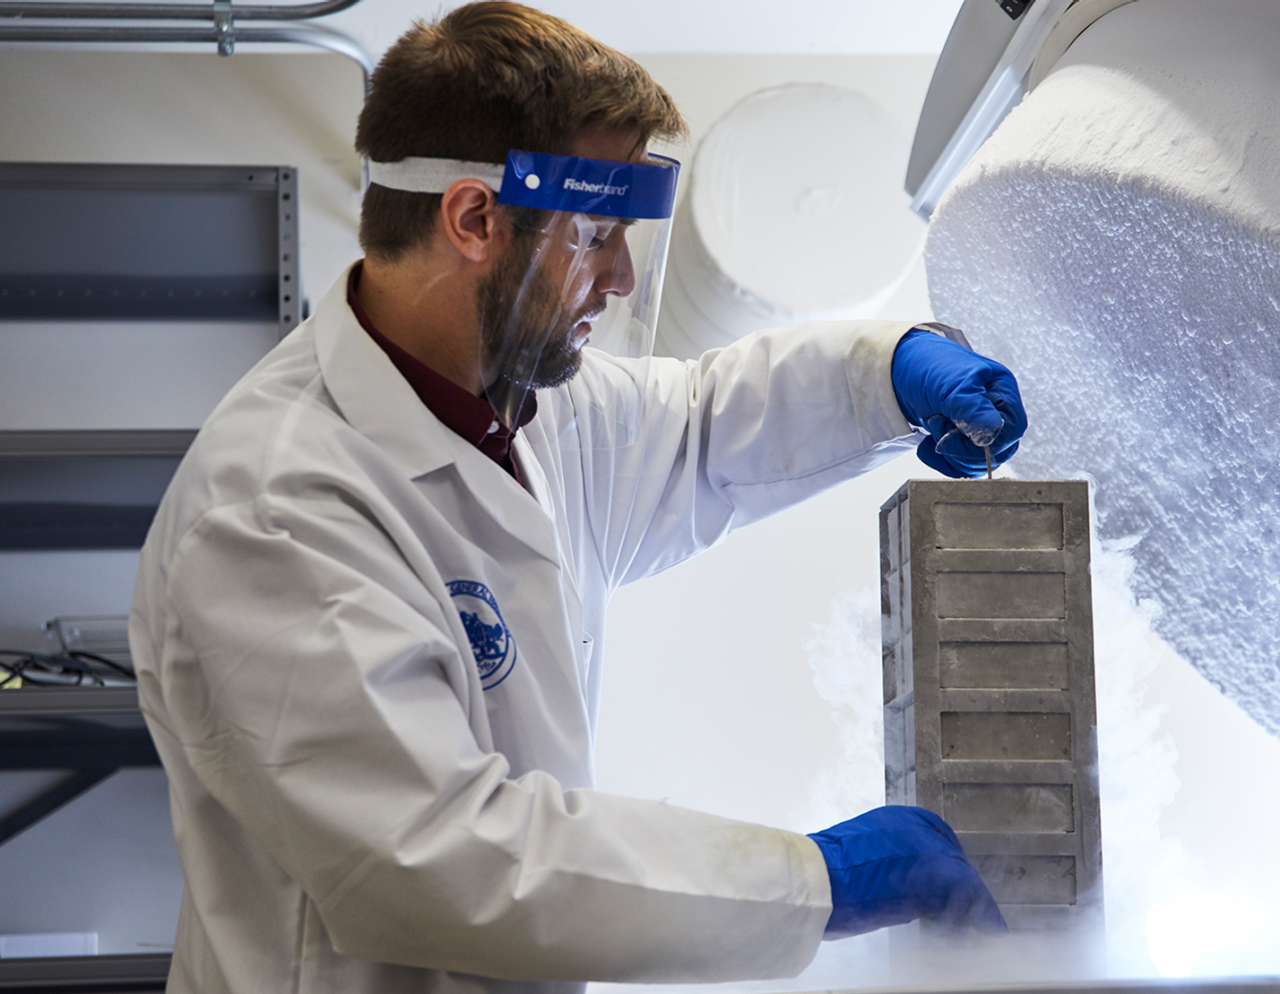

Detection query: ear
xmin=439 ymin=179 xmax=501 ymax=264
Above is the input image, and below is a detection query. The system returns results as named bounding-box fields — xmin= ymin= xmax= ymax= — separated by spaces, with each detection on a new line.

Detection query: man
xmin=130 ymin=5 xmax=1025 ymax=993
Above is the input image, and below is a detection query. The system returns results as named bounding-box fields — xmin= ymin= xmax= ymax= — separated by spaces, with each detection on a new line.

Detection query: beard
xmin=476 ymin=236 xmax=599 ymax=395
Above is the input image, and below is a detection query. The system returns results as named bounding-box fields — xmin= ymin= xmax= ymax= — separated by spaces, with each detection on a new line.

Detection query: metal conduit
xmin=0 ymin=0 xmax=359 ymax=20
xmin=0 ymin=17 xmax=373 ymax=85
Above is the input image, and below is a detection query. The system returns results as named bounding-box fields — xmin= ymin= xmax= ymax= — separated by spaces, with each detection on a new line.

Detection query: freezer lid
xmin=906 ymin=0 xmax=1135 ymax=218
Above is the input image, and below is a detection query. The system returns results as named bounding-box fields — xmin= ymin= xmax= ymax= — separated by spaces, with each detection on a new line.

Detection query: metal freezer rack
xmin=880 ymin=479 xmax=1101 ymax=932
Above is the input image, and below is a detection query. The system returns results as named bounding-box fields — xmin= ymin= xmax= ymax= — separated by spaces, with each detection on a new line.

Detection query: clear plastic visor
xmin=366 ymin=150 xmax=678 ymax=427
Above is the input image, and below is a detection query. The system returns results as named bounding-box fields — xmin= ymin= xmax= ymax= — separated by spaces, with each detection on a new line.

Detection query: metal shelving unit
xmin=0 ymin=688 xmax=160 ymax=847
xmin=0 ymin=951 xmax=169 ymax=991
xmin=0 ymin=162 xmax=300 ymax=550
xmin=0 ymin=20 xmax=359 ymax=971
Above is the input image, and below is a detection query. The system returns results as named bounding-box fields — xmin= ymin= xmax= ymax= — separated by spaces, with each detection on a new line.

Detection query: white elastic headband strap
xmin=366 ymin=157 xmax=506 ymax=194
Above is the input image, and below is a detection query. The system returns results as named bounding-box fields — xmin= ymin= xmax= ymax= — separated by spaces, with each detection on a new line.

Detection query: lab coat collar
xmin=313 ymin=265 xmax=561 ymax=567
xmin=313 ymin=265 xmax=456 ymax=480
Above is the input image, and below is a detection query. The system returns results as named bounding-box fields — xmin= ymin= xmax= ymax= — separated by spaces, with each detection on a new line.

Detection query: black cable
xmin=0 ymin=655 xmax=71 ymax=686
xmin=0 ymin=651 xmax=89 ymax=686
xmin=0 ymin=648 xmax=137 ymax=687
xmin=0 ymin=658 xmax=28 ymax=688
xmin=67 ymin=649 xmax=136 ymax=677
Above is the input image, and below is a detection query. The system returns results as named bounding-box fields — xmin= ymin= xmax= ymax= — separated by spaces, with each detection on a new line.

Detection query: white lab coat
xmin=130 ymin=265 xmax=919 ymax=994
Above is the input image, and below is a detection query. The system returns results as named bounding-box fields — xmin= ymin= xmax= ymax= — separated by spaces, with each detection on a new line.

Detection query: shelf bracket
xmin=0 ymin=768 xmax=115 ymax=845
xmin=213 ymin=0 xmax=233 ymax=55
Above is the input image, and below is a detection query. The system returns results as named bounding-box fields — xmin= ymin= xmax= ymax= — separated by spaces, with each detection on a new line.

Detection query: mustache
xmin=574 ymin=301 xmax=607 ymax=325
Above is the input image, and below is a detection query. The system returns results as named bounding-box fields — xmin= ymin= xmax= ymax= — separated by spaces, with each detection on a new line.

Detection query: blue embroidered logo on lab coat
xmin=447 ymin=580 xmax=517 ymax=690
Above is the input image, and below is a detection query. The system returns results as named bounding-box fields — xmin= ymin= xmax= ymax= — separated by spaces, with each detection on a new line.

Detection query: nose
xmin=596 ymin=232 xmax=636 ymax=298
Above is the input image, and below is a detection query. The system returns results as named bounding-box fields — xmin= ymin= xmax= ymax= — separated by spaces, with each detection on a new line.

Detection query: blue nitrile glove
xmin=891 ymin=325 xmax=1027 ymax=478
xmin=808 ymin=805 xmax=1007 ymax=939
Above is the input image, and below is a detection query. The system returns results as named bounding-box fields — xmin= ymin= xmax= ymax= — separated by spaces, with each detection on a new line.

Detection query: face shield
xmin=366 ymin=150 xmax=679 ymax=427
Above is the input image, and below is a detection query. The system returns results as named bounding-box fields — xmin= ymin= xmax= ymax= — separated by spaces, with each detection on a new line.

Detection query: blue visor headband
xmin=367 ymin=150 xmax=679 ymax=220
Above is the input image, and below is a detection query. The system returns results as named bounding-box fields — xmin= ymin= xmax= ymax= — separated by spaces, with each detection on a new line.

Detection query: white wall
xmin=592 ymin=52 xmax=937 ymax=833
xmin=322 ymin=0 xmax=967 ymax=62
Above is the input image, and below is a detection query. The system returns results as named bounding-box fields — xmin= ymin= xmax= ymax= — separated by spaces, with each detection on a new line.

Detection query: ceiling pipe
xmin=0 ymin=6 xmax=373 ymax=86
xmin=0 ymin=0 xmax=359 ymax=21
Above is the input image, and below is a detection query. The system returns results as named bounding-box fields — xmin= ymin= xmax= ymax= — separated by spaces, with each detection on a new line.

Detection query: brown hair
xmin=355 ymin=1 xmax=687 ymax=260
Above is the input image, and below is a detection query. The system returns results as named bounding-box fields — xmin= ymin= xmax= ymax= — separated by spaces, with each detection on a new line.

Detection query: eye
xmin=581 ymin=216 xmax=623 ymax=249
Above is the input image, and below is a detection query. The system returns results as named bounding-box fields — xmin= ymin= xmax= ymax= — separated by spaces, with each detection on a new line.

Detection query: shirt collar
xmin=346 ymin=262 xmax=536 ymax=475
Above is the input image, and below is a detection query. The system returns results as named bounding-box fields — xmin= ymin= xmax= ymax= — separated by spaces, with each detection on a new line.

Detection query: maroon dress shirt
xmin=347 ymin=263 xmax=535 ymax=481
